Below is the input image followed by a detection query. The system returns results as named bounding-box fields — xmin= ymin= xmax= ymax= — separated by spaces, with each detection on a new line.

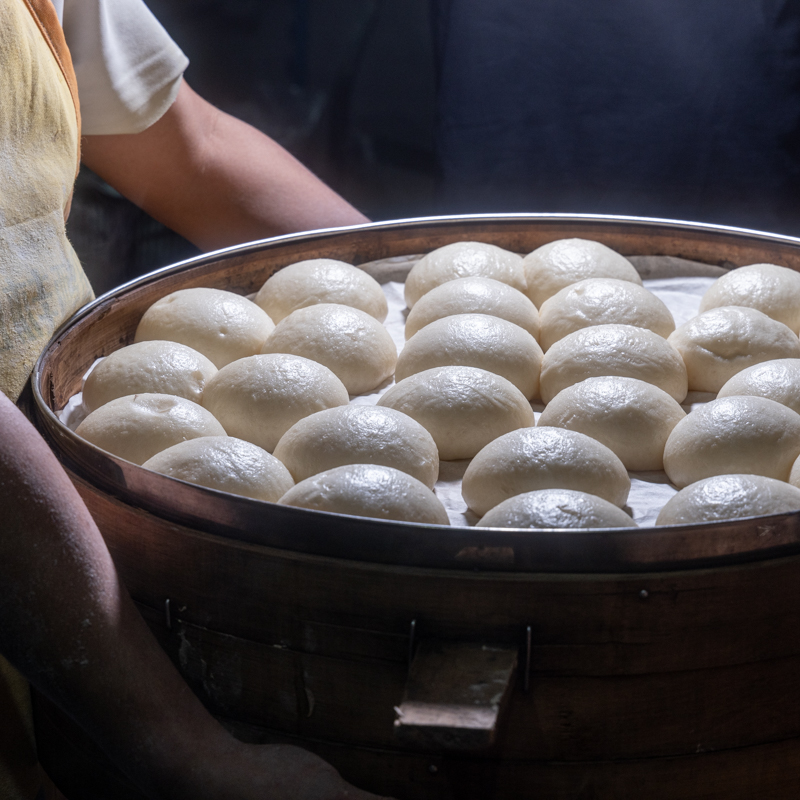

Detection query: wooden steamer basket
xmin=30 ymin=215 xmax=800 ymax=799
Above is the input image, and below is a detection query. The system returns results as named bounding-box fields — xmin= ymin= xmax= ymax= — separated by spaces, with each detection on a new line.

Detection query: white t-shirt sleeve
xmin=54 ymin=0 xmax=190 ymax=135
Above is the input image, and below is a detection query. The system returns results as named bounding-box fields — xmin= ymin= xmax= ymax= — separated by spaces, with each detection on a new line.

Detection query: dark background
xmin=70 ymin=0 xmax=441 ymax=294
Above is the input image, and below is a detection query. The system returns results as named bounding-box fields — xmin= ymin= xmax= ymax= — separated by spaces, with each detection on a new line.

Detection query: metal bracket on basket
xmin=524 ymin=625 xmax=532 ymax=693
xmin=394 ymin=633 xmax=518 ymax=751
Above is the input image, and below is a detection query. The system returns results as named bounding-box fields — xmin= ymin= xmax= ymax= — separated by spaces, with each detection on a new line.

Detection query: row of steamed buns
xmin=72 ymin=238 xmax=800 ymax=529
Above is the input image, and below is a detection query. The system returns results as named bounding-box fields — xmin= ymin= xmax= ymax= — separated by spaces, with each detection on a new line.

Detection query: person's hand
xmin=173 ymin=741 xmax=394 ymax=800
xmin=226 ymin=743 xmax=393 ymax=800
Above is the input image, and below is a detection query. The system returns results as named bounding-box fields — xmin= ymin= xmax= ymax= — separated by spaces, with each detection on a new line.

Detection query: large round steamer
xmin=32 ymin=216 xmax=800 ymax=799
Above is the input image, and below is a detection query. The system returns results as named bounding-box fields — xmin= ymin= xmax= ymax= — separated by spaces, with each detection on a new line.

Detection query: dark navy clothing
xmin=431 ymin=0 xmax=800 ymax=234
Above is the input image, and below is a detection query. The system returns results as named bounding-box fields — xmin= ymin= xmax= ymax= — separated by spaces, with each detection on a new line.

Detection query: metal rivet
xmin=524 ymin=625 xmax=532 ymax=693
xmin=305 ymin=687 xmax=315 ymax=718
xmin=428 ymin=764 xmax=438 ymax=775
xmin=639 ymin=589 xmax=649 ymax=600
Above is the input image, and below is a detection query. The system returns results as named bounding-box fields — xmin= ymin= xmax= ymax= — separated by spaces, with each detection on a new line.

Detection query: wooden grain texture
xmin=33 ymin=692 xmax=800 ymax=800
xmin=78 ymin=479 xmax=800 ymax=677
xmin=131 ymin=603 xmax=800 ymax=760
xmin=228 ymin=721 xmax=800 ymax=800
xmin=69 ymin=478 xmax=800 ymax=761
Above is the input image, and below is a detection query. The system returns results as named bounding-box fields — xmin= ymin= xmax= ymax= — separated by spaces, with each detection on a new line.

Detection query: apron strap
xmin=20 ymin=0 xmax=81 ymax=157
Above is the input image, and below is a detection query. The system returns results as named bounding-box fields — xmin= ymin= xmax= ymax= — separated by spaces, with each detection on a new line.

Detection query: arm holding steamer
xmin=80 ymin=80 xmax=369 ymax=252
xmin=0 ymin=392 xmax=384 ymax=800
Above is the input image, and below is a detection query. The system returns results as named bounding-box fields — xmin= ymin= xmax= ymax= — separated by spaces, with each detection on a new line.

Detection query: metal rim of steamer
xmin=31 ymin=213 xmax=800 ymax=574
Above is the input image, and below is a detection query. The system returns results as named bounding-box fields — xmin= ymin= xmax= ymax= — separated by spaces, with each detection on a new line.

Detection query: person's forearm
xmin=0 ymin=392 xmax=232 ymax=797
xmin=80 ymin=81 xmax=369 ymax=251
xmin=0 ymin=392 xmax=387 ymax=800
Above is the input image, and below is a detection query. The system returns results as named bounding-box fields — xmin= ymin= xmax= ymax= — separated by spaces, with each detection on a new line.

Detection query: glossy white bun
xmin=404 ymin=276 xmax=539 ymax=339
xmin=538 ymin=278 xmax=675 ymax=351
xmin=657 ymin=474 xmax=800 ymax=525
xmin=377 ymin=366 xmax=536 ymax=460
xmin=699 ymin=263 xmax=800 ymax=333
xmin=201 ymin=354 xmax=349 ymax=452
xmin=82 ymin=340 xmax=217 ymax=413
xmin=717 ymin=358 xmax=800 ymax=415
xmin=396 ymin=313 xmax=543 ymax=400
xmin=261 ymin=303 xmax=397 ymax=395
xmin=135 ymin=287 xmax=274 ymax=368
xmin=278 ymin=463 xmax=450 ymax=525
xmin=668 ymin=306 xmax=800 ymax=393
xmin=76 ymin=393 xmax=226 ymax=465
xmin=476 ymin=488 xmax=638 ymax=529
xmin=537 ymin=376 xmax=685 ymax=471
xmin=663 ymin=395 xmax=800 ymax=488
xmin=539 ymin=324 xmax=687 ymax=404
xmin=142 ymin=436 xmax=294 ymax=502
xmin=404 ymin=241 xmax=526 ymax=308
xmin=255 ymin=258 xmax=388 ymax=323
xmin=274 ymin=404 xmax=439 ymax=488
xmin=523 ymin=238 xmax=641 ymax=308
xmin=462 ymin=426 xmax=630 ymax=517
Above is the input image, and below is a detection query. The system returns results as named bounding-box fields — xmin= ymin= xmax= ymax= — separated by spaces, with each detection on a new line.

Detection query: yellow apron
xmin=1 ymin=2 xmax=92 ymax=797
xmin=0 ymin=0 xmax=92 ymax=404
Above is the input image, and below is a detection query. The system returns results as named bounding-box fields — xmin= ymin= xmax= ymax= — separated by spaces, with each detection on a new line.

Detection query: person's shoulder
xmin=62 ymin=0 xmax=189 ymax=136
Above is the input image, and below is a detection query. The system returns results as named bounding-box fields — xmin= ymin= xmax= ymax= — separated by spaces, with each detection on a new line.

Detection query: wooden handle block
xmin=393 ymin=640 xmax=518 ymax=751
